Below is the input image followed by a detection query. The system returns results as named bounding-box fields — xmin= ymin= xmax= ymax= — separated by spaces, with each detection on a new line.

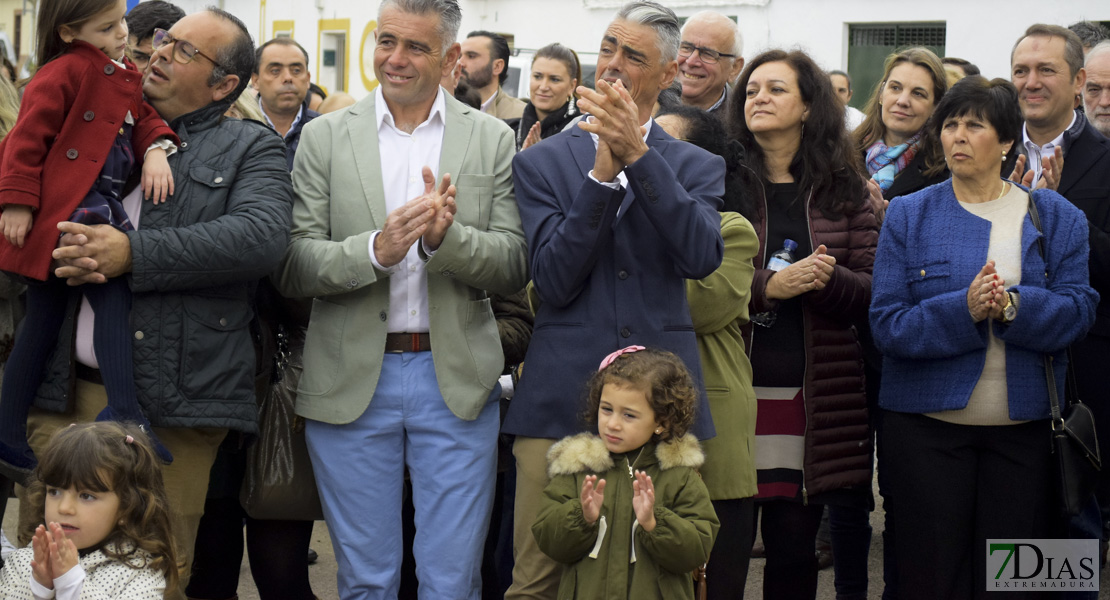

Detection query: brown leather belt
xmin=76 ymin=362 xmax=104 ymax=385
xmin=384 ymin=332 xmax=431 ymax=353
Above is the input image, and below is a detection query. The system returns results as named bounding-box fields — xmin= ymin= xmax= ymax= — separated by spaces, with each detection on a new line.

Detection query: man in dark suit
xmin=502 ymin=2 xmax=724 ymax=597
xmin=1013 ymin=23 xmax=1110 ymax=551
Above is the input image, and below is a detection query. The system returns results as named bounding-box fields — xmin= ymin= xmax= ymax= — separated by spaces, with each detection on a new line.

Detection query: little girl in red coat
xmin=0 ymin=0 xmax=178 ymax=483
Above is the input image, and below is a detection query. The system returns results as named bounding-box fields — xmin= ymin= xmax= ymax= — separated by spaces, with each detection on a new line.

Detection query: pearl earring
xmin=655 ymin=427 xmax=663 ymax=434
xmin=1002 ymin=151 xmax=1007 ymax=162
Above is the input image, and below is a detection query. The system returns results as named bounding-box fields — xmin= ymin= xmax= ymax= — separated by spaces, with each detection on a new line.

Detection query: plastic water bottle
xmin=751 ymin=239 xmax=798 ymax=327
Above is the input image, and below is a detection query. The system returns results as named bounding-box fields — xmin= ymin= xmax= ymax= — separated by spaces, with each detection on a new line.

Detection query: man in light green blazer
xmin=274 ymin=1 xmax=527 ymax=597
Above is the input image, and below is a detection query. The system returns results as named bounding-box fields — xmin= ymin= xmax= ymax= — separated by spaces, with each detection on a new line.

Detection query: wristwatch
xmin=1001 ymin=291 xmax=1018 ymax=323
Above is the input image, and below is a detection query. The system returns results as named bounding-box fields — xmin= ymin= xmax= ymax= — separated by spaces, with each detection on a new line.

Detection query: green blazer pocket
xmin=299 ymin=298 xmax=346 ymax=396
xmin=463 ymin=297 xmax=502 ymax=388
xmin=455 ymin=174 xmax=493 ymax=230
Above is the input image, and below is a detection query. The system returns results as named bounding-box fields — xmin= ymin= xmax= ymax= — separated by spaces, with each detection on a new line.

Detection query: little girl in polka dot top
xmin=0 ymin=422 xmax=178 ymax=599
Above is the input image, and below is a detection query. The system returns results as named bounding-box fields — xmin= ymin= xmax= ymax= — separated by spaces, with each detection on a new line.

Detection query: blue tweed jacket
xmin=870 ymin=181 xmax=1098 ymax=420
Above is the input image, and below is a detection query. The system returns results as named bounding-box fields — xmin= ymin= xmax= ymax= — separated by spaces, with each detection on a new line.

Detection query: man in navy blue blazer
xmin=501 ymin=2 xmax=725 ymax=597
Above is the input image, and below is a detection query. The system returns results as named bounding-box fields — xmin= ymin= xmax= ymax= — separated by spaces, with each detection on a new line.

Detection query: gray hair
xmin=378 ymin=0 xmax=462 ymax=54
xmin=1087 ymin=40 xmax=1110 ymax=65
xmin=616 ymin=1 xmax=680 ymax=64
xmin=682 ymin=11 xmax=742 ymax=59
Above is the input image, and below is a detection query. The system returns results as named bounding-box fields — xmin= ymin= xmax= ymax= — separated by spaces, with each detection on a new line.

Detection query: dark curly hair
xmin=584 ymin=348 xmax=698 ymax=443
xmin=21 ymin=422 xmax=180 ymax=590
xmin=655 ymin=104 xmax=745 ymax=214
xmin=727 ymin=48 xmax=866 ymax=220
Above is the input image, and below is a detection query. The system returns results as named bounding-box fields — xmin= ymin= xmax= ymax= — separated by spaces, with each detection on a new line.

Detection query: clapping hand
xmin=420 ymin=166 xmax=456 ymax=252
xmin=632 ymin=470 xmax=657 ymax=532
xmin=580 ymin=474 xmax=607 ymax=525
xmin=866 ymin=179 xmax=888 ymax=224
xmin=1008 ymin=146 xmax=1063 ymax=191
xmin=31 ymin=524 xmax=54 ymax=589
xmin=521 ymin=122 xmax=543 ymax=150
xmin=48 ymin=523 xmax=79 ymax=577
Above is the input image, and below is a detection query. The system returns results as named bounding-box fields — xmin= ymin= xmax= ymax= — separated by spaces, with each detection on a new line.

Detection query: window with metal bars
xmin=845 ymin=23 xmax=946 ymax=110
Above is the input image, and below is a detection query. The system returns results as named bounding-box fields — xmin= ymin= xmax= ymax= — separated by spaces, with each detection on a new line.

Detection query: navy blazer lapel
xmin=1059 ymin=128 xmax=1110 ymax=197
xmin=613 ymin=123 xmax=672 ymax=225
xmin=568 ymin=128 xmax=596 ymax=179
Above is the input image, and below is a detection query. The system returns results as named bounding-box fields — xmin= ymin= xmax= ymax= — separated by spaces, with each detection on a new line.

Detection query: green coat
xmin=533 ymin=433 xmax=719 ymax=600
xmin=686 ymin=212 xmax=759 ymax=499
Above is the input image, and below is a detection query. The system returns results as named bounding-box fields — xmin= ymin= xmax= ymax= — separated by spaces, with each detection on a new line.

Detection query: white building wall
xmin=169 ymin=0 xmax=1107 ymax=100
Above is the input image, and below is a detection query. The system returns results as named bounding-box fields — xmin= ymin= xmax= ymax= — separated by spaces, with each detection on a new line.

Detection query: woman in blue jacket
xmin=870 ymin=76 xmax=1098 ymax=599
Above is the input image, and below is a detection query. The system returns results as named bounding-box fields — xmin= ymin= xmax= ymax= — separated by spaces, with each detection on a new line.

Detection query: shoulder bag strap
xmin=1027 ymin=192 xmax=1069 ymax=427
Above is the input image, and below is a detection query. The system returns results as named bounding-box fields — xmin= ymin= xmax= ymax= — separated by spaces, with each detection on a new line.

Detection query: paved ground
xmin=7 ymin=490 xmax=1110 ymax=599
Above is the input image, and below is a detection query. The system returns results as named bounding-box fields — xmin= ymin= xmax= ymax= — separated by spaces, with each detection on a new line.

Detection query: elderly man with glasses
xmin=677 ymin=10 xmax=744 ymax=113
xmin=27 ymin=9 xmax=292 ymax=599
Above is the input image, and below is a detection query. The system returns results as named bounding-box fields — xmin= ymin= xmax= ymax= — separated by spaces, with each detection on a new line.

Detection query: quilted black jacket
xmin=33 ymin=101 xmax=293 ymax=433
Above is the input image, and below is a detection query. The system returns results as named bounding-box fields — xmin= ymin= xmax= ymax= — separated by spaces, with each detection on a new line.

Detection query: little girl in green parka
xmin=532 ymin=346 xmax=720 ymax=600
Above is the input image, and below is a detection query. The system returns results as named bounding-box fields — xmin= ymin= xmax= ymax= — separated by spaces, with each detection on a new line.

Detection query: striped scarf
xmin=865 ymin=132 xmax=922 ymax=192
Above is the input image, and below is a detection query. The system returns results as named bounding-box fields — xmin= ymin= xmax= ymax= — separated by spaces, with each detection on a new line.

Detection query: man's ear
xmin=729 ymin=57 xmax=744 ymax=86
xmin=661 ymin=59 xmax=678 ymax=92
xmin=442 ymin=42 xmax=461 ymax=79
xmin=492 ymin=57 xmax=505 ymax=78
xmin=211 ymin=73 xmax=240 ymax=103
xmin=1074 ymin=66 xmax=1087 ymax=95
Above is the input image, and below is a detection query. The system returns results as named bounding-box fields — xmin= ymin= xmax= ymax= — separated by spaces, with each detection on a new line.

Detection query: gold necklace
xmin=626 ymin=446 xmax=646 ymax=478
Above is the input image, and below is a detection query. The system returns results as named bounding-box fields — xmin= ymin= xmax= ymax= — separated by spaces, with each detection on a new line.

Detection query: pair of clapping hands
xmin=574 ymin=80 xmax=650 ymax=184
xmin=374 ymin=166 xmax=458 ymax=268
xmin=581 ymin=471 xmax=658 ymax=532
xmin=30 ymin=523 xmax=79 ymax=590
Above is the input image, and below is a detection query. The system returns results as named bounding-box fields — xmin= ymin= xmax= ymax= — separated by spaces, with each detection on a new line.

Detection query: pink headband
xmin=598 ymin=345 xmax=646 ymax=371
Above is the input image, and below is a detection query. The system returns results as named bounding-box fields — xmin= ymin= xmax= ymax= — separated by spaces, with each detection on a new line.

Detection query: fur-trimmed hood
xmin=545 ymin=433 xmax=704 ymax=477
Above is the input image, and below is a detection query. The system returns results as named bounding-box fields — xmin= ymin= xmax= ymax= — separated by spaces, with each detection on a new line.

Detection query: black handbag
xmin=240 ymin=325 xmax=324 ymax=521
xmin=1028 ymin=195 xmax=1101 ymax=516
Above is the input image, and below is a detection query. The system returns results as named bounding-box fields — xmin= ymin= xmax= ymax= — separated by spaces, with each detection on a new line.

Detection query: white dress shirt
xmin=1022 ymin=111 xmax=1074 ymax=186
xmin=367 ymin=86 xmax=447 ymax=333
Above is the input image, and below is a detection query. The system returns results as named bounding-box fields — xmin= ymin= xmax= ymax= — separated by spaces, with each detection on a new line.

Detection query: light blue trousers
xmin=306 ymin=352 xmax=499 ymax=600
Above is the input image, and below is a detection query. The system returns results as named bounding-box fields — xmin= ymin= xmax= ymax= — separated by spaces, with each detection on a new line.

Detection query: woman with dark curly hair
xmin=726 ymin=48 xmax=878 ymax=599
xmin=871 ymin=76 xmax=1098 ymax=599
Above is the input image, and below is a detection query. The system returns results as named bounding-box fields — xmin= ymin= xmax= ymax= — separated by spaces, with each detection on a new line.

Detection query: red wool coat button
xmin=103 ymin=64 xmax=115 ymax=75
xmin=83 ymin=111 xmax=94 ymax=121
xmin=66 ymin=149 xmax=78 ymax=159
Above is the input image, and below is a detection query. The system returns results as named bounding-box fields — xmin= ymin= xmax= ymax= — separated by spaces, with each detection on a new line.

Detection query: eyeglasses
xmin=678 ymin=42 xmax=736 ymax=65
xmin=152 ymin=28 xmax=226 ymax=70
